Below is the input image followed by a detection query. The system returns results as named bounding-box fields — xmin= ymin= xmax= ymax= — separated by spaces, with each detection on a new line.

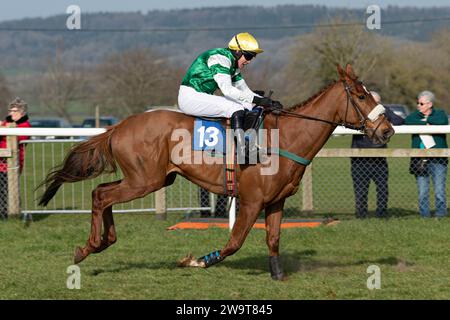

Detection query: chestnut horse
xmin=38 ymin=64 xmax=394 ymax=280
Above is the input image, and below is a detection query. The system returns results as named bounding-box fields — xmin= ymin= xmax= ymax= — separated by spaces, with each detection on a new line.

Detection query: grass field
xmin=2 ymin=132 xmax=450 ymax=300
xmin=1 ymin=213 xmax=449 ymax=299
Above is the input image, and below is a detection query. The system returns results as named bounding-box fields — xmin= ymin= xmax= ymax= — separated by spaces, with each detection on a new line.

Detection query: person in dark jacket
xmin=198 ymin=187 xmax=228 ymax=218
xmin=405 ymin=90 xmax=448 ymax=218
xmin=351 ymin=91 xmax=405 ymax=218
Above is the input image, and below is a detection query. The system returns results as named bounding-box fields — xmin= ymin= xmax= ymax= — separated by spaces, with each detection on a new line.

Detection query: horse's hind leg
xmin=93 ymin=182 xmax=120 ymax=254
xmin=74 ymin=180 xmax=161 ymax=264
xmin=73 ymin=182 xmax=119 ymax=263
xmin=97 ymin=205 xmax=116 ymax=252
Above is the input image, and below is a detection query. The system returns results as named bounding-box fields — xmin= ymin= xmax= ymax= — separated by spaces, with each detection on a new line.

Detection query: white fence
xmin=2 ymin=125 xmax=450 ymax=137
xmin=19 ymin=138 xmax=214 ymax=216
xmin=1 ymin=126 xmax=450 ymax=222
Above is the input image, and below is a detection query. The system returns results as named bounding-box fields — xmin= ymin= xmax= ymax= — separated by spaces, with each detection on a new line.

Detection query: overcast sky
xmin=1 ymin=0 xmax=449 ymax=22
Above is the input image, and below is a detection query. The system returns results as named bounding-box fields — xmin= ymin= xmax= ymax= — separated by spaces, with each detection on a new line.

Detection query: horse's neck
xmin=276 ymin=84 xmax=344 ymax=161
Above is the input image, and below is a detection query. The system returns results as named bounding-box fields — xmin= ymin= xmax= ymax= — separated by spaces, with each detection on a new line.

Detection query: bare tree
xmin=39 ymin=52 xmax=88 ymax=124
xmin=94 ymin=49 xmax=182 ymax=118
xmin=281 ymin=20 xmax=386 ymax=106
xmin=280 ymin=21 xmax=450 ymax=113
xmin=0 ymin=73 xmax=12 ymax=115
xmin=428 ymin=28 xmax=450 ymax=109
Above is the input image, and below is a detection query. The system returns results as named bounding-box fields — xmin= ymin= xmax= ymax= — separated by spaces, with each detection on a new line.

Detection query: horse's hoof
xmin=177 ymin=253 xmax=206 ymax=268
xmin=74 ymin=247 xmax=87 ymax=264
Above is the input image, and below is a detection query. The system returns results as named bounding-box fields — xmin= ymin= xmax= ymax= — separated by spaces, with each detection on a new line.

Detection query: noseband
xmin=342 ymin=81 xmax=386 ymax=138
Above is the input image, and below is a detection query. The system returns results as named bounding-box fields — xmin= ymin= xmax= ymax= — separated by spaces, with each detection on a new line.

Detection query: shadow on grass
xmin=30 ymin=214 xmax=51 ymax=222
xmin=283 ymin=207 xmax=420 ymax=221
xmin=89 ymin=261 xmax=174 ymax=276
xmin=223 ymin=251 xmax=414 ymax=276
xmin=26 ymin=206 xmax=83 ymax=223
xmin=386 ymin=208 xmax=418 ymax=218
xmin=88 ymin=250 xmax=413 ymax=278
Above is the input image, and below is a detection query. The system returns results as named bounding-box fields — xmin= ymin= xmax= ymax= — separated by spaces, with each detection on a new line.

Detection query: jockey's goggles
xmin=242 ymin=51 xmax=256 ymax=61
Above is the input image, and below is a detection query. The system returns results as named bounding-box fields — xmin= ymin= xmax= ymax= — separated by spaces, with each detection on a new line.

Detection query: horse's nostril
xmin=383 ymin=128 xmax=394 ymax=140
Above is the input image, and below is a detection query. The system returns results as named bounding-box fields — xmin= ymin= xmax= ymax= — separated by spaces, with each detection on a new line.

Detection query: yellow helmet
xmin=228 ymin=32 xmax=263 ymax=54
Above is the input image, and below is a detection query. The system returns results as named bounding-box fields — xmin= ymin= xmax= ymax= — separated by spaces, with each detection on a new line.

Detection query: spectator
xmin=405 ymin=91 xmax=448 ymax=218
xmin=0 ymin=97 xmax=31 ymax=220
xmin=351 ymin=91 xmax=405 ymax=218
xmin=198 ymin=187 xmax=228 ymax=218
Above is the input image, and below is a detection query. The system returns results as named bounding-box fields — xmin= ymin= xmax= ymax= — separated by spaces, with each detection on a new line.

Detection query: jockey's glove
xmin=253 ymin=96 xmax=284 ymax=110
xmin=271 ymin=100 xmax=284 ymax=110
xmin=252 ymin=96 xmax=275 ymax=108
xmin=253 ymin=90 xmax=265 ymax=97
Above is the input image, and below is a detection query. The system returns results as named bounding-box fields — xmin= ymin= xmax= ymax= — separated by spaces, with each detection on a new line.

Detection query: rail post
xmin=6 ymin=123 xmax=20 ymax=217
xmin=301 ymin=164 xmax=314 ymax=212
xmin=155 ymin=187 xmax=167 ymax=220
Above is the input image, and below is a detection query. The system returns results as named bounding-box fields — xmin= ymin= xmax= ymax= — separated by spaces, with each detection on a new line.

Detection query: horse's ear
xmin=336 ymin=64 xmax=347 ymax=80
xmin=345 ymin=64 xmax=357 ymax=80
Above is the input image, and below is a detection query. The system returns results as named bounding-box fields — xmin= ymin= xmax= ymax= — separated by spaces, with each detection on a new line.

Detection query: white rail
xmin=334 ymin=125 xmax=450 ymax=135
xmin=0 ymin=128 xmax=106 ymax=136
xmin=1 ymin=125 xmax=450 ymax=136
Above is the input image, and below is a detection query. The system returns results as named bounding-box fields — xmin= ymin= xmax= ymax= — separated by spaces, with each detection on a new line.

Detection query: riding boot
xmin=231 ymin=110 xmax=249 ymax=164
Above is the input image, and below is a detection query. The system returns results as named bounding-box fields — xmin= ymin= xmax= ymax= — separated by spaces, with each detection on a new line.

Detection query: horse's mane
xmin=287 ymin=80 xmax=337 ymax=111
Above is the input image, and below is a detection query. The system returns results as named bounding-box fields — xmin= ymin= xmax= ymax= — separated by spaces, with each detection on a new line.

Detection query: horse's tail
xmin=38 ymin=127 xmax=118 ymax=206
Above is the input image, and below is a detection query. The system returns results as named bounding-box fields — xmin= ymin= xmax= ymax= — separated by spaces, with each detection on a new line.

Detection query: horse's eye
xmin=358 ymin=95 xmax=365 ymax=100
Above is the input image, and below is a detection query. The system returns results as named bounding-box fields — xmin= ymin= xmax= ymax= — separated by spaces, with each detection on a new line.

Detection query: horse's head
xmin=337 ymin=64 xmax=394 ymax=144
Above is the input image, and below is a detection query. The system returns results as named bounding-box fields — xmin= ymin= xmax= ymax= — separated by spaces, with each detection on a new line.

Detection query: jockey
xmin=178 ymin=32 xmax=282 ymax=164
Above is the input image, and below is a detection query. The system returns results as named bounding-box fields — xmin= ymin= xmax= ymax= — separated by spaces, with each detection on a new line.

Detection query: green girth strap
xmin=260 ymin=117 xmax=311 ymax=166
xmin=270 ymin=148 xmax=311 ymax=166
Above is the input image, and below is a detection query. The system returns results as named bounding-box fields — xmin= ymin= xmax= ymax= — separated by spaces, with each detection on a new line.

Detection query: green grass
xmin=4 ymin=134 xmax=450 ymax=299
xmin=1 ymin=213 xmax=449 ymax=299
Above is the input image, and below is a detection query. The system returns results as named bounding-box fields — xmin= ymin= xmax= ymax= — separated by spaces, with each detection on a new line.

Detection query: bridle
xmin=271 ymin=80 xmax=386 ymax=138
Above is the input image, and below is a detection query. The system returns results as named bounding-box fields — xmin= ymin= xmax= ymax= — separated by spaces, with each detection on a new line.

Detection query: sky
xmin=0 ymin=0 xmax=449 ymax=22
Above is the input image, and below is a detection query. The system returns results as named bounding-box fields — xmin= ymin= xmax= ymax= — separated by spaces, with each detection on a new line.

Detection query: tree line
xmin=0 ymin=23 xmax=449 ymax=121
xmin=277 ymin=23 xmax=450 ymax=110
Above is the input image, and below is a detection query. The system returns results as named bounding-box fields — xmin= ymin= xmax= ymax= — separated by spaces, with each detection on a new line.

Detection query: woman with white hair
xmin=405 ymin=90 xmax=448 ymax=218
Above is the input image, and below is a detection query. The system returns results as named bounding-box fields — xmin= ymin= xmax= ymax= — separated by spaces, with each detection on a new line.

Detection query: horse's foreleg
xmin=179 ymin=200 xmax=263 ymax=268
xmin=265 ymin=199 xmax=285 ymax=280
xmin=220 ymin=201 xmax=262 ymax=258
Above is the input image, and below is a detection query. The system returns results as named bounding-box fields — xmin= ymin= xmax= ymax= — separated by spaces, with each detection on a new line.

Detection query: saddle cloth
xmin=192 ymin=108 xmax=264 ymax=196
xmin=192 ymin=108 xmax=263 ymax=155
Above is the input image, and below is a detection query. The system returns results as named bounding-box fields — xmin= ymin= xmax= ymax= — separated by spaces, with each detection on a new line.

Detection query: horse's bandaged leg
xmin=269 ymin=256 xmax=284 ymax=280
xmin=199 ymin=250 xmax=223 ymax=268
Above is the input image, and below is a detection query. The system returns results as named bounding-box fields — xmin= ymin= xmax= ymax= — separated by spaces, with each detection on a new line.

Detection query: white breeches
xmin=178 ymin=85 xmax=254 ymax=118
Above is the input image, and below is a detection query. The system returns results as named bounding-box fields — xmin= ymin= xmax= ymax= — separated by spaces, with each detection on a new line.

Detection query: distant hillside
xmin=0 ymin=5 xmax=449 ymax=72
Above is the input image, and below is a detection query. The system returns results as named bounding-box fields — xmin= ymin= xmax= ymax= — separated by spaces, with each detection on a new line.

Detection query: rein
xmin=263 ymin=81 xmax=384 ymax=166
xmin=272 ymin=80 xmax=369 ymax=131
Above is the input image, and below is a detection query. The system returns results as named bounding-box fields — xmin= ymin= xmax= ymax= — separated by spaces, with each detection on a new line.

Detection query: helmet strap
xmin=230 ymin=49 xmax=242 ymax=68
